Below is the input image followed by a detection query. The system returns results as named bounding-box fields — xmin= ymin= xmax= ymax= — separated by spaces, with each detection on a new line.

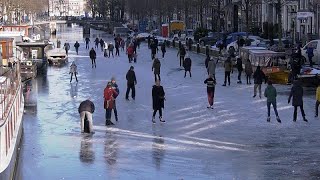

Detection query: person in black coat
xmin=161 ymin=43 xmax=166 ymax=58
xmin=204 ymin=74 xmax=216 ymax=109
xmin=152 ymin=80 xmax=165 ymax=123
xmin=125 ymin=66 xmax=137 ymax=100
xmin=74 ymin=41 xmax=80 ymax=55
xmin=177 ymin=46 xmax=186 ymax=67
xmin=78 ymin=99 xmax=95 ymax=133
xmin=288 ymin=80 xmax=308 ymax=122
xmin=253 ymin=66 xmax=266 ymax=98
xmin=150 ymin=41 xmax=157 ymax=59
xmin=89 ymin=48 xmax=96 ymax=68
xmin=236 ymin=58 xmax=243 ymax=84
xmin=183 ymin=55 xmax=192 ymax=78
xmin=205 ymin=55 xmax=210 ymax=70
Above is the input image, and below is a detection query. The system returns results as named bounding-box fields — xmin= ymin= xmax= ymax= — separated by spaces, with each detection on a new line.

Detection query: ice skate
xmin=160 ymin=116 xmax=165 ymax=123
xmin=276 ymin=116 xmax=281 ymax=123
xmin=267 ymin=116 xmax=270 ymax=122
xmin=152 ymin=116 xmax=156 ymax=123
xmin=303 ymin=117 xmax=308 ymax=122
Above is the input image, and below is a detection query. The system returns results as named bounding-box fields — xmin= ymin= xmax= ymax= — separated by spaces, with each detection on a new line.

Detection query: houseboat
xmin=0 ymin=60 xmax=25 ymax=179
xmin=46 ymin=47 xmax=68 ymax=66
xmin=16 ymin=41 xmax=51 ymax=79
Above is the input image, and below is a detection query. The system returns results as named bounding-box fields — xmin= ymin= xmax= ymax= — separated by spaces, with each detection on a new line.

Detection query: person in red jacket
xmin=127 ymin=44 xmax=134 ymax=63
xmin=104 ymin=82 xmax=118 ymax=125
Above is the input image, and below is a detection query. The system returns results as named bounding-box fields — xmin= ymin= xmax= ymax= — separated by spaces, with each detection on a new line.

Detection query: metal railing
xmin=0 ymin=63 xmax=21 ymax=124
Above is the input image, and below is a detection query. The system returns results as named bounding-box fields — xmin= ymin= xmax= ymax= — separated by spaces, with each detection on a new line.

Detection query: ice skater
xmin=111 ymin=77 xmax=119 ymax=121
xmin=125 ymin=66 xmax=137 ymax=100
xmin=288 ymin=80 xmax=308 ymax=122
xmin=69 ymin=61 xmax=78 ymax=83
xmin=253 ymin=66 xmax=266 ymax=98
xmin=222 ymin=57 xmax=232 ymax=86
xmin=204 ymin=74 xmax=216 ymax=109
xmin=74 ymin=41 xmax=80 ymax=55
xmin=89 ymin=48 xmax=97 ymax=68
xmin=152 ymin=80 xmax=166 ymax=123
xmin=78 ymin=99 xmax=95 ymax=133
xmin=85 ymin=37 xmax=90 ymax=49
xmin=183 ymin=55 xmax=192 ymax=78
xmin=264 ymin=80 xmax=281 ymax=123
xmin=245 ymin=59 xmax=253 ymax=84
xmin=63 ymin=41 xmax=70 ymax=56
xmin=152 ymin=58 xmax=161 ymax=82
xmin=236 ymin=58 xmax=243 ymax=84
xmin=315 ymin=83 xmax=320 ymax=117
xmin=104 ymin=82 xmax=118 ymax=125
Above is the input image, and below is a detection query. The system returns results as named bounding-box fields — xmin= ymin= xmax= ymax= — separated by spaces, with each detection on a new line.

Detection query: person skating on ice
xmin=94 ymin=37 xmax=99 ymax=49
xmin=63 ymin=41 xmax=70 ymax=56
xmin=78 ymin=99 xmax=95 ymax=133
xmin=125 ymin=66 xmax=137 ymax=100
xmin=204 ymin=74 xmax=216 ymax=109
xmin=236 ymin=58 xmax=243 ymax=84
xmin=161 ymin=42 xmax=166 ymax=58
xmin=152 ymin=58 xmax=161 ymax=82
xmin=253 ymin=66 xmax=266 ymax=98
xmin=104 ymin=82 xmax=118 ymax=126
xmin=74 ymin=41 xmax=80 ymax=55
xmin=222 ymin=57 xmax=232 ymax=86
xmin=244 ymin=59 xmax=253 ymax=84
xmin=207 ymin=57 xmax=217 ymax=80
xmin=110 ymin=77 xmax=119 ymax=121
xmin=315 ymin=83 xmax=320 ymax=117
xmin=69 ymin=61 xmax=78 ymax=83
xmin=89 ymin=48 xmax=97 ymax=68
xmin=264 ymin=80 xmax=281 ymax=123
xmin=183 ymin=54 xmax=192 ymax=78
xmin=152 ymin=80 xmax=166 ymax=123
xmin=288 ymin=80 xmax=308 ymax=122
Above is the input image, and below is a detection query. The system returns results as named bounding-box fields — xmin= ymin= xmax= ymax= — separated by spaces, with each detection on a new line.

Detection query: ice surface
xmin=14 ymin=24 xmax=320 ymax=180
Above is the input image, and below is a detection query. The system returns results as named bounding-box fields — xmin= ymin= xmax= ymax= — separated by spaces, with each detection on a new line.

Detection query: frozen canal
xmin=15 ymin=24 xmax=320 ymax=179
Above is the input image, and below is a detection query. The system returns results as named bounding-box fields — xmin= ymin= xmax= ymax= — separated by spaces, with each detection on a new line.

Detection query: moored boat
xmin=0 ymin=61 xmax=24 ymax=179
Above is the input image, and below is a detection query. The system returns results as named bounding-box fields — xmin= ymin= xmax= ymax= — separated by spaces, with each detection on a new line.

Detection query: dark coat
xmin=179 ymin=47 xmax=186 ymax=56
xmin=236 ymin=58 xmax=243 ymax=71
xmin=253 ymin=68 xmax=266 ymax=84
xmin=74 ymin=42 xmax=80 ymax=48
xmin=204 ymin=77 xmax=216 ymax=93
xmin=245 ymin=61 xmax=253 ymax=75
xmin=89 ymin=49 xmax=96 ymax=59
xmin=152 ymin=85 xmax=165 ymax=110
xmin=78 ymin=100 xmax=95 ymax=113
xmin=288 ymin=82 xmax=304 ymax=106
xmin=126 ymin=69 xmax=137 ymax=85
xmin=205 ymin=56 xmax=210 ymax=68
xmin=161 ymin=44 xmax=166 ymax=52
xmin=151 ymin=43 xmax=157 ymax=54
xmin=152 ymin=59 xmax=161 ymax=74
xmin=183 ymin=58 xmax=192 ymax=71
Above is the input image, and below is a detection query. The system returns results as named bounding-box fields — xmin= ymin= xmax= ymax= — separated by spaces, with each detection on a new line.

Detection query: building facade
xmin=49 ymin=0 xmax=86 ymax=17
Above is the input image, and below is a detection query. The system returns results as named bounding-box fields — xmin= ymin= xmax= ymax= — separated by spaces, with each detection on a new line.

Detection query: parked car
xmin=227 ymin=36 xmax=262 ymax=51
xmin=215 ymin=32 xmax=249 ymax=47
xmin=302 ymin=40 xmax=319 ymax=64
xmin=199 ymin=32 xmax=226 ymax=46
xmin=136 ymin=33 xmax=151 ymax=41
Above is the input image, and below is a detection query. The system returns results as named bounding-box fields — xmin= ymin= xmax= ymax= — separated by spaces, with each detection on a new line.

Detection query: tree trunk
xmin=211 ymin=6 xmax=214 ymax=31
xmin=277 ymin=0 xmax=282 ymax=48
xmin=217 ymin=0 xmax=221 ymax=32
xmin=245 ymin=1 xmax=249 ymax=32
xmin=199 ymin=0 xmax=203 ymax=28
